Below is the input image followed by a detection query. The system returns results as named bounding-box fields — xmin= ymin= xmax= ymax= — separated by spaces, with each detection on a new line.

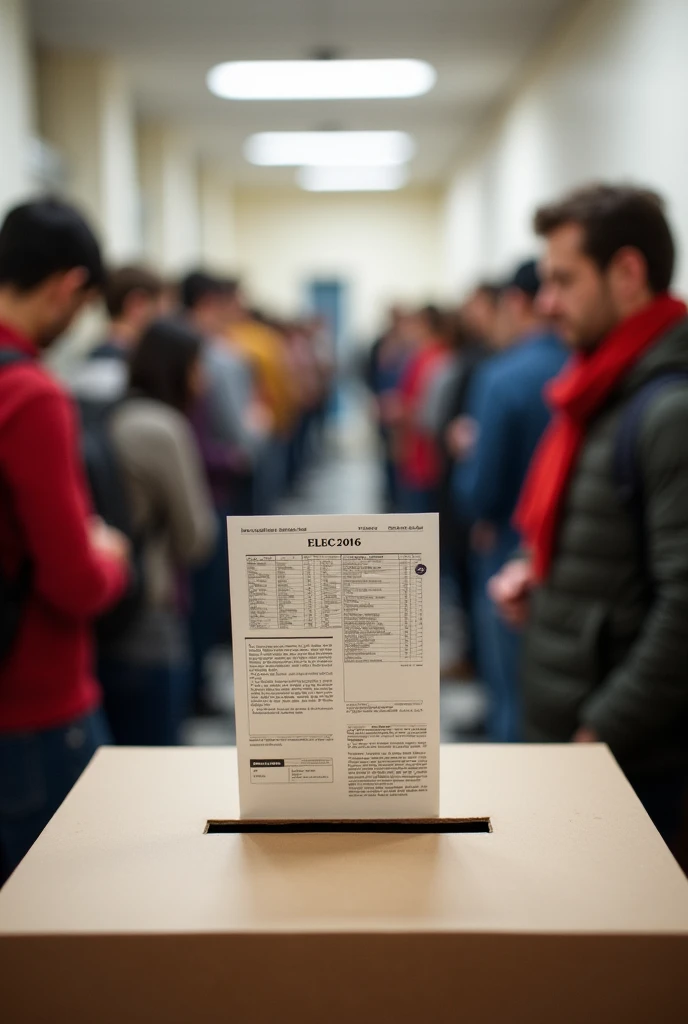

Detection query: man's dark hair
xmin=534 ymin=184 xmax=675 ymax=293
xmin=222 ymin=277 xmax=240 ymax=300
xmin=105 ymin=266 xmax=163 ymax=319
xmin=506 ymin=260 xmax=541 ymax=300
xmin=180 ymin=271 xmax=226 ymax=311
xmin=129 ymin=318 xmax=202 ymax=412
xmin=0 ymin=197 xmax=105 ymax=292
xmin=419 ymin=304 xmax=448 ymax=338
xmin=474 ymin=282 xmax=502 ymax=304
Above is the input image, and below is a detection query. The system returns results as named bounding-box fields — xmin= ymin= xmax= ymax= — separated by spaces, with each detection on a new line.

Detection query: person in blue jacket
xmin=453 ymin=260 xmax=567 ymax=741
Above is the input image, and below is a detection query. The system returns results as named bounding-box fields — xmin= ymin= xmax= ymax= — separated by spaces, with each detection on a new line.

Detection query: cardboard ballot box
xmin=1 ymin=744 xmax=687 ymax=1024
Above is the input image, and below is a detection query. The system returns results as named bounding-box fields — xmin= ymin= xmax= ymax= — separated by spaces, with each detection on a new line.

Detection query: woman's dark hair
xmin=129 ymin=318 xmax=202 ymax=412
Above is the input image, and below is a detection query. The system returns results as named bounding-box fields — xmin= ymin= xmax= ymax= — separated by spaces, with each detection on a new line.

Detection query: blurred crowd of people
xmin=367 ymin=184 xmax=688 ymax=852
xmin=0 ymin=198 xmax=333 ymax=882
xmin=1 ymin=181 xmax=688 ymax=881
xmin=367 ymin=265 xmax=567 ymax=742
xmin=70 ymin=264 xmax=334 ymax=729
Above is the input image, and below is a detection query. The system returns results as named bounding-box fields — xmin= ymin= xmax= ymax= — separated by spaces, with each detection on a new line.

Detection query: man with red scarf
xmin=491 ymin=184 xmax=688 ymax=842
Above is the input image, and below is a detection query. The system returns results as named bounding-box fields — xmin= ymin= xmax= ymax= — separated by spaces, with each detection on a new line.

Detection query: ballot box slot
xmin=205 ymin=818 xmax=492 ymax=834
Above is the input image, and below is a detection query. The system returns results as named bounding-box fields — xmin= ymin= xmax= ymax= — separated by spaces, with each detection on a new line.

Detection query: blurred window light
xmin=245 ymin=131 xmax=415 ymax=167
xmin=297 ymin=166 xmax=409 ymax=192
xmin=208 ymin=59 xmax=436 ymax=101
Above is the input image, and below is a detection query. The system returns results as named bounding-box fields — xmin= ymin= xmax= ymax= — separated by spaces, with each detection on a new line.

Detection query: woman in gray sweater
xmin=99 ymin=319 xmax=216 ymax=744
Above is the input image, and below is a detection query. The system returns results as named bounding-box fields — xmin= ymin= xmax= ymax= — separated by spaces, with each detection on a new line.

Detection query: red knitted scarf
xmin=514 ymin=294 xmax=687 ymax=581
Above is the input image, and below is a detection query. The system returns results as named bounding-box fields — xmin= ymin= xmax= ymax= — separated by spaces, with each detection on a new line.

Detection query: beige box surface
xmin=1 ymin=744 xmax=687 ymax=1023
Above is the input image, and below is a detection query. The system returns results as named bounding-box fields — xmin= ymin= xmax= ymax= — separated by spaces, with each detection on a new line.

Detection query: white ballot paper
xmin=227 ymin=513 xmax=440 ymax=819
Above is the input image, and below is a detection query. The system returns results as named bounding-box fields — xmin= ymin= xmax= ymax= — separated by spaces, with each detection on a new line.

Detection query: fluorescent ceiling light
xmin=207 ymin=59 xmax=436 ymax=101
xmin=245 ymin=131 xmax=415 ymax=167
xmin=298 ymin=166 xmax=409 ymax=192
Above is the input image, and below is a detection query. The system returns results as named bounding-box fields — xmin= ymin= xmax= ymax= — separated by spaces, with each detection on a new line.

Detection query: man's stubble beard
xmin=573 ymin=285 xmax=620 ymax=354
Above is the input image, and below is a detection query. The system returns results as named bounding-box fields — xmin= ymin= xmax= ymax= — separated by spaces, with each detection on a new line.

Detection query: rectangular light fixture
xmin=244 ymin=131 xmax=415 ymax=167
xmin=208 ymin=59 xmax=436 ymax=101
xmin=297 ymin=166 xmax=409 ymax=192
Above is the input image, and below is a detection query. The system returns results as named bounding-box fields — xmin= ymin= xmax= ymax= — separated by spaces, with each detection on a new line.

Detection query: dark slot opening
xmin=205 ymin=818 xmax=492 ymax=835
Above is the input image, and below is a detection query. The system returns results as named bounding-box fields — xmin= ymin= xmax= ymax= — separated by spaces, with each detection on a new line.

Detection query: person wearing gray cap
xmin=452 ymin=259 xmax=567 ymax=741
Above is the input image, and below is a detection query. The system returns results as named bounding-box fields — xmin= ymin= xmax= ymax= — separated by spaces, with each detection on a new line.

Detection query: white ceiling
xmin=29 ymin=0 xmax=580 ymax=187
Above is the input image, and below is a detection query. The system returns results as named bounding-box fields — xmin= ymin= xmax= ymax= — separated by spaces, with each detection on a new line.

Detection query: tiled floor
xmin=183 ymin=385 xmax=487 ymax=746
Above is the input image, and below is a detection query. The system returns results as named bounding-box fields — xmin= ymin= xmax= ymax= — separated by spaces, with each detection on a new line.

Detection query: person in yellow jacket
xmin=223 ymin=287 xmax=299 ymax=440
xmin=222 ymin=282 xmax=300 ymax=511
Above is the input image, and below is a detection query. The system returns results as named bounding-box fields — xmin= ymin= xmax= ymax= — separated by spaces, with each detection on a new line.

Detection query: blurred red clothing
xmin=0 ymin=323 xmax=127 ymax=731
xmin=398 ymin=341 xmax=448 ymax=489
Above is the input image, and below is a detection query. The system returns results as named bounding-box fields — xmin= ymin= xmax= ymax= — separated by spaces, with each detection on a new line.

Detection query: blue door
xmin=307 ymin=279 xmax=346 ymax=417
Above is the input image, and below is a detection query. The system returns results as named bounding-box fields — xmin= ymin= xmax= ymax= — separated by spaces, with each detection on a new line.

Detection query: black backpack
xmin=613 ymin=370 xmax=688 ymax=578
xmin=76 ymin=394 xmax=146 ymax=646
xmin=0 ymin=345 xmax=145 ymax=664
xmin=0 ymin=351 xmax=33 ymax=664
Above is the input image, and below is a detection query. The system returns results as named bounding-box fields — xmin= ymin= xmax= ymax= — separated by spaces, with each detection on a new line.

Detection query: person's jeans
xmin=189 ymin=505 xmax=232 ymax=704
xmin=254 ymin=438 xmax=289 ymax=514
xmin=0 ymin=708 xmax=110 ymax=885
xmin=629 ymin=774 xmax=688 ymax=846
xmin=398 ymin=486 xmax=438 ymax=515
xmin=98 ymin=659 xmax=189 ymax=746
xmin=472 ymin=549 xmax=522 ymax=742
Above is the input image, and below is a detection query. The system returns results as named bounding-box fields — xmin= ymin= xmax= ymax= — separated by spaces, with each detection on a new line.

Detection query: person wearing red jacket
xmin=0 ymin=199 xmax=129 ymax=884
xmin=395 ymin=306 xmax=451 ymax=513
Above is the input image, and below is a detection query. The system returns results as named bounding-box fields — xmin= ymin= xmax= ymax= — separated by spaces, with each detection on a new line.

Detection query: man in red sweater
xmin=0 ymin=199 xmax=129 ymax=883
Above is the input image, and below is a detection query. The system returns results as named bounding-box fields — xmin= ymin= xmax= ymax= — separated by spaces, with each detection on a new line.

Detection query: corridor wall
xmin=0 ymin=0 xmax=34 ymax=215
xmin=442 ymin=0 xmax=688 ymax=295
xmin=234 ymin=186 xmax=443 ymax=341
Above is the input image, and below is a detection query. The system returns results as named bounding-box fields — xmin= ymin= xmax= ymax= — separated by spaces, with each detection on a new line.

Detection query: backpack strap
xmin=613 ymin=371 xmax=688 ymax=566
xmin=0 ymin=349 xmax=30 ymax=369
xmin=0 ymin=349 xmax=33 ymax=661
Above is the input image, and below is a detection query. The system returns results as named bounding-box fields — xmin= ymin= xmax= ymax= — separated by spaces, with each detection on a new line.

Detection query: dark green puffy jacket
xmin=524 ymin=317 xmax=688 ymax=779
